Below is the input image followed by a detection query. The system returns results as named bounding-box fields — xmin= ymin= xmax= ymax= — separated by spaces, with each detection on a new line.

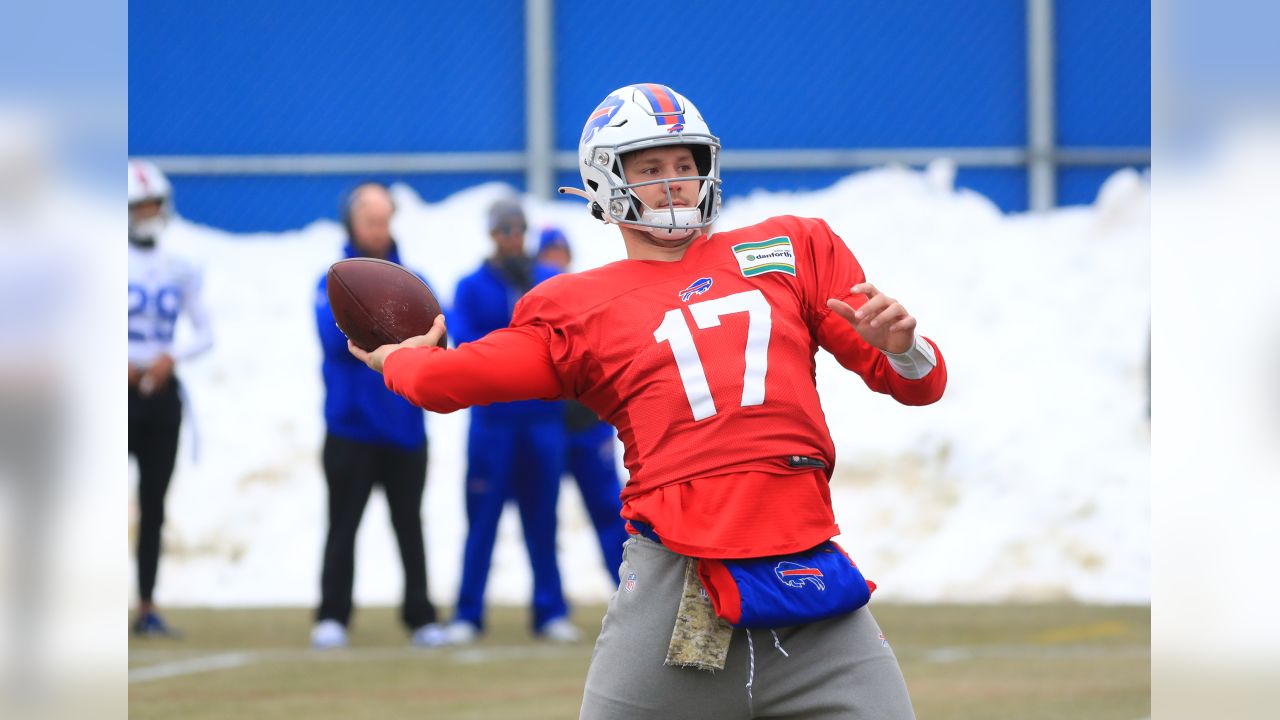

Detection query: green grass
xmin=129 ymin=603 xmax=1149 ymax=719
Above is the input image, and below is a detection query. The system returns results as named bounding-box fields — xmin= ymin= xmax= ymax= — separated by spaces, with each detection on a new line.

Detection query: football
xmin=326 ymin=258 xmax=446 ymax=352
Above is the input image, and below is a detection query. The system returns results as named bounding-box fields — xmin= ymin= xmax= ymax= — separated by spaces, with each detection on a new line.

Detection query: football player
xmin=128 ymin=160 xmax=213 ymax=636
xmin=351 ymin=84 xmax=946 ymax=719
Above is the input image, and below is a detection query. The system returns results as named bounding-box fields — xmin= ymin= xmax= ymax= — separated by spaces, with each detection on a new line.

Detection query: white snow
xmin=136 ymin=161 xmax=1150 ymax=610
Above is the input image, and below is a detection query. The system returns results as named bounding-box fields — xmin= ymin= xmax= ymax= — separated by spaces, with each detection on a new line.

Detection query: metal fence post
xmin=1027 ymin=0 xmax=1057 ymax=212
xmin=525 ymin=0 xmax=554 ymax=200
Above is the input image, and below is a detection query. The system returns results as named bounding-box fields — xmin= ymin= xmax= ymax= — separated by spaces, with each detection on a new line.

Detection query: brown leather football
xmin=326 ymin=257 xmax=446 ymax=352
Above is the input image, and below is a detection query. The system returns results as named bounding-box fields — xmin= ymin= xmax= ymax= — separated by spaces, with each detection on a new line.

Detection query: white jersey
xmin=128 ymin=242 xmax=213 ymax=368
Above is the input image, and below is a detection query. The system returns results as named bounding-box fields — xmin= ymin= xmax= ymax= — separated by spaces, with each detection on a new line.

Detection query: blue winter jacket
xmin=315 ymin=242 xmax=430 ymax=449
xmin=452 ymin=257 xmax=563 ymax=423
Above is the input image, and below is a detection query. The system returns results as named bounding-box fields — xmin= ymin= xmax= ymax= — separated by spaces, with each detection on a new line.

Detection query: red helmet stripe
xmin=637 ymin=84 xmax=685 ymax=126
xmin=131 ymin=161 xmax=151 ymax=192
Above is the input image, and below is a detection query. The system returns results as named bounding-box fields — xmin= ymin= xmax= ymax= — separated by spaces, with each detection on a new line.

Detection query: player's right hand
xmin=348 ymin=314 xmax=447 ymax=374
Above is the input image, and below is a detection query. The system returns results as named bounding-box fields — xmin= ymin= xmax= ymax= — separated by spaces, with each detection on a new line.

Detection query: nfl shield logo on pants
xmin=624 ymin=572 xmax=637 ymax=593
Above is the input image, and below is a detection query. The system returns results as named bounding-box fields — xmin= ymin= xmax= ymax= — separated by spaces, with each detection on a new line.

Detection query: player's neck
xmin=620 ymin=225 xmax=701 ymax=262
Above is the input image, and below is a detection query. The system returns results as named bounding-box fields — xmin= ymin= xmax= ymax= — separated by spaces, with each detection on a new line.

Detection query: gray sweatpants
xmin=580 ymin=536 xmax=916 ymax=719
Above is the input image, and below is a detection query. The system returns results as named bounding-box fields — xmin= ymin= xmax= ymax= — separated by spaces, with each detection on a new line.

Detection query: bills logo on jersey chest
xmin=678 ymin=277 xmax=713 ymax=302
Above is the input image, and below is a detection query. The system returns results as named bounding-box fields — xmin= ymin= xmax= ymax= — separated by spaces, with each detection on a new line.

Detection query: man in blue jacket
xmin=312 ymin=182 xmax=444 ymax=649
xmin=443 ymin=198 xmax=578 ymax=644
xmin=535 ymin=228 xmax=629 ymax=581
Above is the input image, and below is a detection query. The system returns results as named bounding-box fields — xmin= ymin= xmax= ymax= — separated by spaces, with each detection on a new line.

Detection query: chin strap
xmin=643 ymin=226 xmax=696 ymax=242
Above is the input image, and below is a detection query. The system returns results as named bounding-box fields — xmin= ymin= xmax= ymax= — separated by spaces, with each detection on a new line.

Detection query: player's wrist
xmin=881 ymin=335 xmax=937 ymax=379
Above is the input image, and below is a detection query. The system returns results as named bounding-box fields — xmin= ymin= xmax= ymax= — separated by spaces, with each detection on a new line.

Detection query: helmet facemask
xmin=128 ymin=199 xmax=170 ymax=247
xmin=589 ymin=138 xmax=721 ymax=239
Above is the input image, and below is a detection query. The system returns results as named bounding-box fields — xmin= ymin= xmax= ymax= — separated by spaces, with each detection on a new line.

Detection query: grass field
xmin=129 ymin=603 xmax=1149 ymax=719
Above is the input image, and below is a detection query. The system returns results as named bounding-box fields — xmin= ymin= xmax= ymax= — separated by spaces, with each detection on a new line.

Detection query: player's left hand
xmin=826 ymin=283 xmax=916 ymax=354
xmin=349 ymin=314 xmax=447 ymax=374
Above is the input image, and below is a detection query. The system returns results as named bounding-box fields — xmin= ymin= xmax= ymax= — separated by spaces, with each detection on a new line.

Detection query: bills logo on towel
xmin=774 ymin=561 xmax=825 ymax=591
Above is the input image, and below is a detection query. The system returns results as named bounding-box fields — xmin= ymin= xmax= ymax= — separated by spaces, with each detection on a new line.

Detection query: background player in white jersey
xmin=128 ymin=160 xmax=213 ymax=636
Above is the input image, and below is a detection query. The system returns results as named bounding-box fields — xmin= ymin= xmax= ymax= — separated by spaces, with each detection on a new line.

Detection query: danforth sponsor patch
xmin=731 ymin=236 xmax=796 ymax=277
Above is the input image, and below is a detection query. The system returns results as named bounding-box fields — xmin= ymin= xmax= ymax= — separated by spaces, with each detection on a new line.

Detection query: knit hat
xmin=487 ymin=198 xmax=526 ymax=232
xmin=537 ymin=227 xmax=570 ymax=255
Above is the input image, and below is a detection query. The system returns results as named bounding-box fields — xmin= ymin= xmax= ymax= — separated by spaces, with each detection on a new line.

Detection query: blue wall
xmin=130 ymin=1 xmax=525 ymax=155
xmin=129 ymin=1 xmax=1150 ymax=233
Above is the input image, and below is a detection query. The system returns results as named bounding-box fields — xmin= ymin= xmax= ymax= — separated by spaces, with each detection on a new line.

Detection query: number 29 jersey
xmin=128 ymin=243 xmax=213 ymax=367
xmin=511 ymin=215 xmax=945 ymax=504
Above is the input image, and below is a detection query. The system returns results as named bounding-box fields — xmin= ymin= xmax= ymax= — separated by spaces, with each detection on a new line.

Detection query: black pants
xmin=128 ymin=379 xmax=182 ymax=604
xmin=318 ymin=433 xmax=437 ymax=630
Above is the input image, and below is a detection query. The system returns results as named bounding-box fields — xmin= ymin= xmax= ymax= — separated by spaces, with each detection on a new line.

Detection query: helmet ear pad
xmin=690 ymin=144 xmax=712 ymax=179
xmin=586 ymin=179 xmax=604 ymax=221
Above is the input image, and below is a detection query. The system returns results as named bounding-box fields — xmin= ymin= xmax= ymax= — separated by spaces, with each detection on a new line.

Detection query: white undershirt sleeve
xmin=881 ymin=334 xmax=937 ymax=380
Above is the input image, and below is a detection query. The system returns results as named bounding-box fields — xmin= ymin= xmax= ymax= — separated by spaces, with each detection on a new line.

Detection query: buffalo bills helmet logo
xmin=775 ymin=561 xmax=826 ymax=591
xmin=679 ymin=277 xmax=713 ymax=302
xmin=581 ymin=95 xmax=625 ymax=145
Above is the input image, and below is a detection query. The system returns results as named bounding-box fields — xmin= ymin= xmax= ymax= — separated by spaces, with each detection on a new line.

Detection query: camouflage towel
xmin=664 ymin=558 xmax=733 ymax=671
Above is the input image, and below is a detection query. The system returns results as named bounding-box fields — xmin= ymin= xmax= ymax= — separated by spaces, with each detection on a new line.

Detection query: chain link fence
xmin=130 ymin=0 xmax=1149 ymax=231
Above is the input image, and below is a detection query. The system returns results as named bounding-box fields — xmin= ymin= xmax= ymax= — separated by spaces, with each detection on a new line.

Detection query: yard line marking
xmin=129 ymin=644 xmax=583 ymax=683
xmin=129 ymin=652 xmax=255 ymax=684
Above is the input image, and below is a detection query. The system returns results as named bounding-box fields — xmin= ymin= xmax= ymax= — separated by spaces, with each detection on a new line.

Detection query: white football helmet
xmin=128 ymin=160 xmax=173 ymax=243
xmin=571 ymin=84 xmax=721 ymax=238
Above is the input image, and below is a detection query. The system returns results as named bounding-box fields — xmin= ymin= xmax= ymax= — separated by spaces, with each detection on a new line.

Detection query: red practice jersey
xmin=385 ymin=215 xmax=946 ymax=557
